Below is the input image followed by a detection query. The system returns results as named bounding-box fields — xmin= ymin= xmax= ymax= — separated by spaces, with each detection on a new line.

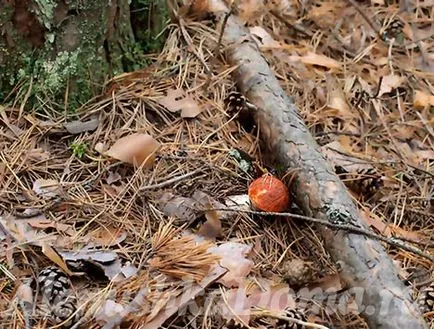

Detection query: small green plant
xmin=70 ymin=142 xmax=87 ymax=159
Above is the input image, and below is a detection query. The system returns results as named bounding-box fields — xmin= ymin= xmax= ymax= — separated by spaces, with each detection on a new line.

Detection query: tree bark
xmin=0 ymin=0 xmax=166 ymax=109
xmin=204 ymin=1 xmax=428 ymax=328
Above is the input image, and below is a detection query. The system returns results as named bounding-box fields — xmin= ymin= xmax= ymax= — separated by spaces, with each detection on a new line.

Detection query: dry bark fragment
xmin=203 ymin=1 xmax=429 ymax=328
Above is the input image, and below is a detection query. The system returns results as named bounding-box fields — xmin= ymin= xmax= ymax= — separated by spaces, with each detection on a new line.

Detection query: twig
xmin=215 ymin=9 xmax=232 ymax=55
xmin=139 ymin=168 xmax=204 ymax=191
xmin=207 ymin=208 xmax=434 ymax=262
xmin=259 ymin=309 xmax=330 ymax=329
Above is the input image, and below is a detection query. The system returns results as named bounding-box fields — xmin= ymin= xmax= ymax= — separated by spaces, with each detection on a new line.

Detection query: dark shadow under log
xmin=204 ymin=1 xmax=429 ymax=328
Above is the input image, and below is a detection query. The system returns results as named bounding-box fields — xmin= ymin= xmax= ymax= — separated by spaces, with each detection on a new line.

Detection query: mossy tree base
xmin=0 ymin=0 xmax=167 ymax=111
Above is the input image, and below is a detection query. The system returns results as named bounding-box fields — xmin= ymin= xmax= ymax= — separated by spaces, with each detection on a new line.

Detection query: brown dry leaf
xmin=300 ymin=52 xmax=341 ymax=69
xmin=85 ymin=226 xmax=127 ymax=248
xmin=389 ymin=225 xmax=426 ymax=243
xmin=198 ymin=210 xmax=223 ymax=240
xmin=41 ymin=243 xmax=74 ymax=275
xmin=360 ymin=209 xmax=391 ymax=236
xmin=249 ymin=26 xmax=281 ymax=48
xmin=106 ymin=171 xmax=122 ymax=184
xmin=94 ymin=300 xmax=125 ymax=324
xmin=158 ymin=192 xmax=200 ymax=223
xmin=0 ymin=215 xmax=57 ymax=246
xmin=307 ymin=272 xmax=345 ymax=291
xmin=59 ymin=249 xmax=135 ymax=281
xmin=326 ymin=74 xmax=353 ymax=118
xmin=26 ymin=148 xmax=51 ymax=161
xmin=15 ymin=282 xmax=33 ymax=305
xmin=248 ymin=283 xmax=296 ymax=313
xmin=33 ymin=178 xmax=61 ymax=199
xmin=239 ymin=0 xmax=265 ymax=22
xmin=413 ymin=90 xmax=434 ymax=109
xmin=209 ymin=242 xmax=254 ymax=287
xmin=158 ymin=88 xmax=202 ymax=118
xmin=321 ymin=141 xmax=373 ymax=173
xmin=192 ymin=190 xmax=233 ymax=221
xmin=27 ymin=219 xmax=74 ymax=235
xmin=378 ymin=74 xmax=405 ymax=97
xmin=105 ymin=133 xmax=160 ymax=168
xmin=219 ymin=288 xmax=251 ymax=326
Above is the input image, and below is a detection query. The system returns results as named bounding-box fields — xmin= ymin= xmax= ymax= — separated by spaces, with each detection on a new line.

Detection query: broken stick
xmin=202 ymin=2 xmax=429 ymax=329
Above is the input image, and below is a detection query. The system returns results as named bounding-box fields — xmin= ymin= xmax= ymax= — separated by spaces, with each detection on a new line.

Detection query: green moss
xmin=33 ymin=0 xmax=56 ymax=29
xmin=0 ymin=0 xmax=170 ymax=109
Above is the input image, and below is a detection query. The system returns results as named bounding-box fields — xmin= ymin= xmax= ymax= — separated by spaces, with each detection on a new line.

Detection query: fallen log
xmin=201 ymin=2 xmax=429 ymax=328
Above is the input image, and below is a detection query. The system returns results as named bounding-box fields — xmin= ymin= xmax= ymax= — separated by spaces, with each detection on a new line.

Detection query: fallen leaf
xmin=15 ymin=282 xmax=34 ymax=316
xmin=248 ymin=283 xmax=296 ymax=312
xmin=209 ymin=242 xmax=254 ymax=287
xmin=192 ymin=190 xmax=233 ymax=221
xmin=158 ymin=89 xmax=202 ymax=118
xmin=239 ymin=0 xmax=265 ymax=22
xmin=28 ymin=219 xmax=74 ymax=235
xmin=225 ymin=194 xmax=251 ymax=211
xmin=106 ymin=171 xmax=122 ymax=184
xmin=321 ymin=141 xmax=373 ymax=173
xmin=378 ymin=74 xmax=405 ymax=97
xmin=0 ymin=215 xmax=56 ymax=246
xmin=326 ymin=74 xmax=353 ymax=118
xmin=360 ymin=209 xmax=391 ymax=236
xmin=26 ymin=148 xmax=51 ymax=161
xmin=85 ymin=226 xmax=127 ymax=248
xmin=197 ymin=209 xmax=222 ymax=240
xmin=300 ymin=52 xmax=341 ymax=69
xmin=219 ymin=288 xmax=251 ymax=325
xmin=41 ymin=243 xmax=74 ymax=275
xmin=307 ymin=272 xmax=344 ymax=291
xmin=95 ymin=300 xmax=125 ymax=323
xmin=158 ymin=192 xmax=200 ymax=223
xmin=59 ymin=249 xmax=135 ymax=281
xmin=33 ymin=178 xmax=61 ymax=199
xmin=63 ymin=117 xmax=99 ymax=134
xmin=94 ymin=142 xmax=106 ymax=154
xmin=413 ymin=90 xmax=434 ymax=109
xmin=249 ymin=26 xmax=281 ymax=48
xmin=106 ymin=133 xmax=160 ymax=168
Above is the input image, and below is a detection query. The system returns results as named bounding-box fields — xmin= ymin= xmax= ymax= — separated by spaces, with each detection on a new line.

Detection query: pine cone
xmin=276 ymin=308 xmax=307 ymax=329
xmin=37 ymin=266 xmax=79 ymax=327
xmin=418 ymin=283 xmax=434 ymax=313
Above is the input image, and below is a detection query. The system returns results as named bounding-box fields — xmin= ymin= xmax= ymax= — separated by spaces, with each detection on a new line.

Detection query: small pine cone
xmin=225 ymin=91 xmax=247 ymax=113
xmin=52 ymin=295 xmax=79 ymax=326
xmin=418 ymin=284 xmax=434 ymax=313
xmin=38 ymin=266 xmax=71 ymax=305
xmin=386 ymin=19 xmax=404 ymax=38
xmin=276 ymin=308 xmax=307 ymax=329
xmin=38 ymin=266 xmax=79 ymax=327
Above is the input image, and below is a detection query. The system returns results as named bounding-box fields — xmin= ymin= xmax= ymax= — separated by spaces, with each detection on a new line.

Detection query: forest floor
xmin=0 ymin=0 xmax=433 ymax=328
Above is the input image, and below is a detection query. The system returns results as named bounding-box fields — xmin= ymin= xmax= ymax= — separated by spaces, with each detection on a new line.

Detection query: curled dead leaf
xmin=378 ymin=74 xmax=405 ymax=97
xmin=209 ymin=242 xmax=254 ymax=288
xmin=158 ymin=88 xmax=202 ymax=118
xmin=33 ymin=178 xmax=61 ymax=199
xmin=413 ymin=90 xmax=434 ymax=109
xmin=105 ymin=133 xmax=160 ymax=168
xmin=299 ymin=52 xmax=341 ymax=69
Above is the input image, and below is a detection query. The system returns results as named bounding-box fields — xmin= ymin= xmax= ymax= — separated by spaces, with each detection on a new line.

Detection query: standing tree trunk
xmin=0 ymin=0 xmax=167 ymax=110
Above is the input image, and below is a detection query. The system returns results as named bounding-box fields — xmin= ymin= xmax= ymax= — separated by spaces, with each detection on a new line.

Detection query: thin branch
xmin=207 ymin=208 xmax=434 ymax=262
